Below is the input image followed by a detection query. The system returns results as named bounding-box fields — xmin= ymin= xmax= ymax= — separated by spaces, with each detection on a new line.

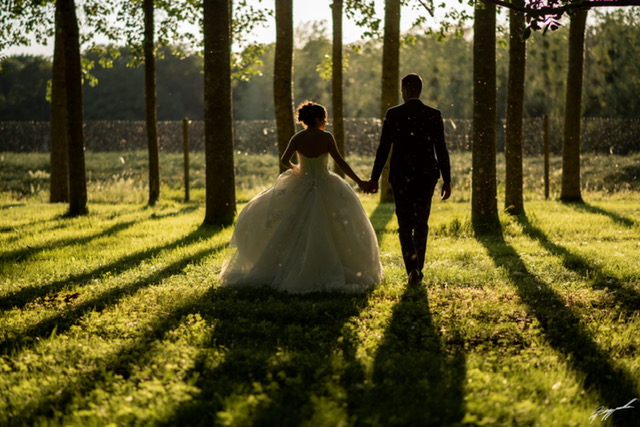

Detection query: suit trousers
xmin=391 ymin=178 xmax=438 ymax=275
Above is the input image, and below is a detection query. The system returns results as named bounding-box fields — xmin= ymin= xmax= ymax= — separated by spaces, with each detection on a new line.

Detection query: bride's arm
xmin=280 ymin=138 xmax=298 ymax=170
xmin=327 ymin=135 xmax=365 ymax=187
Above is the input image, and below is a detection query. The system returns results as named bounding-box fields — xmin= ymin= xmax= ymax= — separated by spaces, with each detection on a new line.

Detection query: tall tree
xmin=379 ymin=0 xmax=400 ymax=203
xmin=274 ymin=0 xmax=295 ymax=173
xmin=143 ymin=0 xmax=160 ymax=206
xmin=504 ymin=0 xmax=526 ymax=215
xmin=560 ymin=8 xmax=588 ymax=203
xmin=331 ymin=0 xmax=345 ymax=177
xmin=472 ymin=0 xmax=499 ymax=233
xmin=203 ymin=0 xmax=235 ymax=226
xmin=59 ymin=0 xmax=88 ymax=216
xmin=49 ymin=3 xmax=68 ymax=203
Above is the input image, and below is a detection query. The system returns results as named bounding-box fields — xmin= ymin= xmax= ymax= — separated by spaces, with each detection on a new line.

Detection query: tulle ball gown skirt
xmin=220 ymin=154 xmax=383 ymax=294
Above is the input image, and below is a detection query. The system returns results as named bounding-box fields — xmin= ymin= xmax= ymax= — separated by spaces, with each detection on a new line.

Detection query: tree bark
xmin=60 ymin=0 xmax=87 ymax=216
xmin=472 ymin=0 xmax=499 ymax=233
xmin=504 ymin=3 xmax=526 ymax=215
xmin=203 ymin=0 xmax=236 ymax=226
xmin=274 ymin=0 xmax=295 ymax=174
xmin=49 ymin=3 xmax=68 ymax=203
xmin=144 ymin=0 xmax=160 ymax=206
xmin=331 ymin=0 xmax=345 ymax=178
xmin=379 ymin=0 xmax=400 ymax=203
xmin=560 ymin=8 xmax=588 ymax=203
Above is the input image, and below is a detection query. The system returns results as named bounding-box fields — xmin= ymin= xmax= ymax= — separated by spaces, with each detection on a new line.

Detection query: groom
xmin=367 ymin=73 xmax=451 ymax=286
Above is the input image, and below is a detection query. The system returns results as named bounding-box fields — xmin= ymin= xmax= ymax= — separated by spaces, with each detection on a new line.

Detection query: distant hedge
xmin=1 ymin=118 xmax=639 ymax=155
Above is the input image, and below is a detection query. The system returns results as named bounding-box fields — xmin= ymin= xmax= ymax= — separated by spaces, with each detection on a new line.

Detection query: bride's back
xmin=290 ymin=128 xmax=333 ymax=158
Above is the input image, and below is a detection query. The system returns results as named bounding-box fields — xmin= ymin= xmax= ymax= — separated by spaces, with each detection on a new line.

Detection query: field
xmin=1 ymin=152 xmax=639 ymax=425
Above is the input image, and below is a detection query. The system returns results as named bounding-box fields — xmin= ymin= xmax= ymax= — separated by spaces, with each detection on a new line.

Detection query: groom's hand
xmin=368 ymin=179 xmax=379 ymax=194
xmin=441 ymin=182 xmax=451 ymax=200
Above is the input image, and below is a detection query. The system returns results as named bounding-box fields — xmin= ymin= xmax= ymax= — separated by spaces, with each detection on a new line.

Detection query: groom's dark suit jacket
xmin=371 ymin=98 xmax=451 ymax=188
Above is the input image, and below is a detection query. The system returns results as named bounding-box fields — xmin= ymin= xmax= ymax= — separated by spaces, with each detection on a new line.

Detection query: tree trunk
xmin=203 ymin=0 xmax=236 ymax=226
xmin=560 ymin=8 xmax=588 ymax=203
xmin=331 ymin=0 xmax=345 ymax=178
xmin=472 ymin=0 xmax=499 ymax=233
xmin=144 ymin=0 xmax=160 ymax=206
xmin=60 ymin=0 xmax=87 ymax=216
xmin=49 ymin=4 xmax=68 ymax=203
xmin=379 ymin=0 xmax=400 ymax=203
xmin=504 ymin=3 xmax=526 ymax=215
xmin=274 ymin=0 xmax=295 ymax=174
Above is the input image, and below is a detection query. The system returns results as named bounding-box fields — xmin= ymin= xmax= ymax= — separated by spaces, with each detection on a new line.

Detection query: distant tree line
xmin=2 ymin=9 xmax=640 ymax=123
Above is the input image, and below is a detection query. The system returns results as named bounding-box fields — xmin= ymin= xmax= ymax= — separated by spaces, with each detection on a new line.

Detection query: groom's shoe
xmin=408 ymin=269 xmax=421 ymax=287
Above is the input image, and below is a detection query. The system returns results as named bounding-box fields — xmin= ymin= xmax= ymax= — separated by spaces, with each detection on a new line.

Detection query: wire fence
xmin=1 ymin=117 xmax=639 ymax=155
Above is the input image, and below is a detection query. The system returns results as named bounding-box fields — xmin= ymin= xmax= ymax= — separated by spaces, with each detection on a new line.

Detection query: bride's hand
xmin=357 ymin=179 xmax=370 ymax=193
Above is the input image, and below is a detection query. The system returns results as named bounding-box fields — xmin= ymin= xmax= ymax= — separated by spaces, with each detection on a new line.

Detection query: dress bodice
xmin=298 ymin=153 xmax=330 ymax=178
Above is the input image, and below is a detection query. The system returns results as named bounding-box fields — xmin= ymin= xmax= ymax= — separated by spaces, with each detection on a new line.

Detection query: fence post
xmin=543 ymin=114 xmax=550 ymax=200
xmin=183 ymin=117 xmax=190 ymax=202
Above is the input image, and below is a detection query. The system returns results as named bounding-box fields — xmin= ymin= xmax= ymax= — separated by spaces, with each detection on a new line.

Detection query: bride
xmin=220 ymin=101 xmax=383 ymax=293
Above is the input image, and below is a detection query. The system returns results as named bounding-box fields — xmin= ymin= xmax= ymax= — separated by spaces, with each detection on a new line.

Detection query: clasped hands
xmin=358 ymin=179 xmax=379 ymax=194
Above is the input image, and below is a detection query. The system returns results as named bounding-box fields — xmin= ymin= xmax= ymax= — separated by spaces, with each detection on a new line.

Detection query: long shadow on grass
xmin=0 ymin=220 xmax=219 ymax=312
xmin=0 ymin=218 xmax=139 ymax=265
xmin=516 ymin=215 xmax=640 ymax=315
xmin=564 ymin=201 xmax=637 ymax=228
xmin=478 ymin=232 xmax=639 ymax=426
xmin=5 ymin=282 xmax=230 ymax=424
xmin=368 ymin=201 xmax=395 ymax=241
xmin=0 ymin=205 xmax=200 ymax=265
xmin=0 ymin=227 xmax=224 ymax=355
xmin=0 ymin=203 xmax=26 ymax=211
xmin=345 ymin=285 xmax=467 ymax=425
xmin=163 ymin=289 xmax=373 ymax=425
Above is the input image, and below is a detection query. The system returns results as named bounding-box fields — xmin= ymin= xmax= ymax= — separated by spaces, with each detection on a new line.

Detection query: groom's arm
xmin=371 ymin=114 xmax=393 ymax=182
xmin=433 ymin=113 xmax=451 ymax=184
xmin=433 ymin=112 xmax=451 ymax=200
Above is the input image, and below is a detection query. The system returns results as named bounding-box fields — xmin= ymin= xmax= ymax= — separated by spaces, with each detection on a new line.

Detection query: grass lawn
xmin=1 ymin=152 xmax=639 ymax=425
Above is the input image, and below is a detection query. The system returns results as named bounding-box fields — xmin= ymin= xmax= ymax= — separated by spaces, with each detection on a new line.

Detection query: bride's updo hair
xmin=297 ymin=101 xmax=327 ymax=128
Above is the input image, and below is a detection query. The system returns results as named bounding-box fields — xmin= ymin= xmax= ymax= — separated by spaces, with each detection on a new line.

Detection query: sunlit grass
xmin=2 ymin=151 xmax=639 ymax=204
xmin=0 ymin=152 xmax=639 ymax=425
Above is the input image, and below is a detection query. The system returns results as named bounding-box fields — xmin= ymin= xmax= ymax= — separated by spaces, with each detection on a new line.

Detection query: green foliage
xmin=345 ymin=0 xmax=381 ymax=39
xmin=0 ymin=55 xmax=51 ymax=120
xmin=0 ymin=159 xmax=639 ymax=424
xmin=583 ymin=9 xmax=640 ymax=119
xmin=0 ymin=0 xmax=54 ymax=53
xmin=4 ymin=7 xmax=640 ymax=122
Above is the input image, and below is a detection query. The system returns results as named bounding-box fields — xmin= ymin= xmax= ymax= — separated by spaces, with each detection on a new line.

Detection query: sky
xmin=4 ymin=0 xmax=474 ymax=57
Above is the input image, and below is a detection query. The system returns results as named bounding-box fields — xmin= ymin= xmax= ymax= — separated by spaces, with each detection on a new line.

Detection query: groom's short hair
xmin=402 ymin=74 xmax=422 ymax=96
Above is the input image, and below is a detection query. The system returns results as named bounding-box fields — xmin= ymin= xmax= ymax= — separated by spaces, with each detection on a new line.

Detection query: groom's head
xmin=401 ymin=74 xmax=422 ymax=101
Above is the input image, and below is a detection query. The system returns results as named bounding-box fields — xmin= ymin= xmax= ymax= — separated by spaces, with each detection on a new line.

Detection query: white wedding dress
xmin=220 ymin=153 xmax=383 ymax=293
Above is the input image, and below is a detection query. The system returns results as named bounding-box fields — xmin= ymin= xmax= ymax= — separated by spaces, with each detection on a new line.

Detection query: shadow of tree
xmin=0 ymin=221 xmax=220 ymax=312
xmin=0 ymin=203 xmax=26 ymax=211
xmin=0 ymin=205 xmax=201 ymax=265
xmin=516 ymin=215 xmax=640 ymax=314
xmin=163 ymin=288 xmax=373 ymax=425
xmin=0 ymin=218 xmax=140 ymax=265
xmin=477 ymin=232 xmax=639 ymax=426
xmin=563 ymin=201 xmax=637 ymax=228
xmin=6 ymin=283 xmax=229 ymax=424
xmin=345 ymin=285 xmax=467 ymax=425
xmin=0 ymin=227 xmax=224 ymax=355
